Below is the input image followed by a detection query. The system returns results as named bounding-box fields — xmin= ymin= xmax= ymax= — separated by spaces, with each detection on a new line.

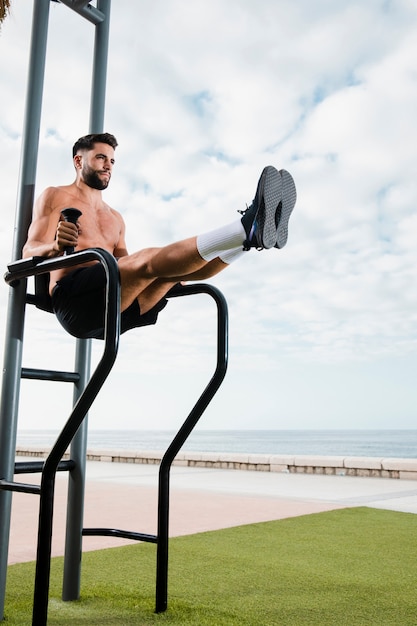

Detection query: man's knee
xmin=119 ymin=247 xmax=161 ymax=278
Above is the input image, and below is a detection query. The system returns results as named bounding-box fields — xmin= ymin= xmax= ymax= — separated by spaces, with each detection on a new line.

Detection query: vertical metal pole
xmin=89 ymin=0 xmax=111 ymax=133
xmin=0 ymin=0 xmax=51 ymax=619
xmin=62 ymin=0 xmax=111 ymax=601
xmin=62 ymin=339 xmax=91 ymax=601
xmin=155 ymin=285 xmax=228 ymax=613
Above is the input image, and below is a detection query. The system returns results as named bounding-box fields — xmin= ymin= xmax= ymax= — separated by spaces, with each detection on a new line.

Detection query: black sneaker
xmin=240 ymin=165 xmax=282 ymax=250
xmin=274 ymin=169 xmax=297 ymax=249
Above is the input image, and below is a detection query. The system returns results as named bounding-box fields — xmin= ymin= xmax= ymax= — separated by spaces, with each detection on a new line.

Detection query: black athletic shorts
xmin=51 ymin=263 xmax=168 ymax=339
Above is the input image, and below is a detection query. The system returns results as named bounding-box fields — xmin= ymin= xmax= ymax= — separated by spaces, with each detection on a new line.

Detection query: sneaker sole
xmin=275 ymin=169 xmax=297 ymax=249
xmin=260 ymin=166 xmax=282 ymax=249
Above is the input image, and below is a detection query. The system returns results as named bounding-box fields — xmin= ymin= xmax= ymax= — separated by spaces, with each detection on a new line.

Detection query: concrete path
xmin=8 ymin=458 xmax=417 ymax=564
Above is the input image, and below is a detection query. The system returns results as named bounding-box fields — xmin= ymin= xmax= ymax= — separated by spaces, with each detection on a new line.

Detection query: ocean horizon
xmin=16 ymin=429 xmax=417 ymax=459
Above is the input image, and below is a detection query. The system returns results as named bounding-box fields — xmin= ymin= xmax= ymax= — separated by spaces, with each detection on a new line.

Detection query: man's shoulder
xmin=41 ymin=183 xmax=75 ymax=197
xmin=107 ymin=204 xmax=124 ymax=223
xmin=108 ymin=204 xmax=122 ymax=217
xmin=37 ymin=184 xmax=79 ymax=211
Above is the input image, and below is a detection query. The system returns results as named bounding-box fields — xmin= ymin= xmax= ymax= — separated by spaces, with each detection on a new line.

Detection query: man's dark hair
xmin=72 ymin=132 xmax=118 ymax=157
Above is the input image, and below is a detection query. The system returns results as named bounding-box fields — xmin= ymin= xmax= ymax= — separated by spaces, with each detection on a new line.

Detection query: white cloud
xmin=0 ymin=0 xmax=417 ymax=431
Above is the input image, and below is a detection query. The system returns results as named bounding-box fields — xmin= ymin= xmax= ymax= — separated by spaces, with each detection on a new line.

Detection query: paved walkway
xmin=8 ymin=458 xmax=417 ymax=564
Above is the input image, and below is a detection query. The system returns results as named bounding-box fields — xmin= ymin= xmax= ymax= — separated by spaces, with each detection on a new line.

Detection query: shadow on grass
xmin=4 ymin=507 xmax=417 ymax=625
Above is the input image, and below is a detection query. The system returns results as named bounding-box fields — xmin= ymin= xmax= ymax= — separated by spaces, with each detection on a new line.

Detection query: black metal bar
xmin=6 ymin=258 xmax=229 ymax=619
xmin=14 ymin=461 xmax=75 ymax=475
xmin=82 ymin=528 xmax=157 ymax=543
xmin=21 ymin=368 xmax=80 ymax=383
xmin=155 ymin=283 xmax=228 ymax=613
xmin=30 ymin=248 xmax=119 ymax=626
xmin=5 ymin=249 xmax=115 ymax=284
xmin=0 ymin=480 xmax=41 ymax=495
xmin=5 ymin=247 xmax=120 ymax=626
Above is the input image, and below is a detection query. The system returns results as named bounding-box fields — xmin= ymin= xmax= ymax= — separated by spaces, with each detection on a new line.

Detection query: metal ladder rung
xmin=14 ymin=460 xmax=75 ymax=475
xmin=0 ymin=479 xmax=41 ymax=495
xmin=21 ymin=368 xmax=80 ymax=383
xmin=1 ymin=458 xmax=75 ymax=494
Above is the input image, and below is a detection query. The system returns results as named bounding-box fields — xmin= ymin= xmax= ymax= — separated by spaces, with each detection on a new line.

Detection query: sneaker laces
xmin=239 ymin=204 xmax=264 ymax=251
xmin=237 ymin=202 xmax=250 ymax=216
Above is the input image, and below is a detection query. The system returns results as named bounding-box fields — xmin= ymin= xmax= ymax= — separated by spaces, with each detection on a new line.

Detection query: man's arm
xmin=22 ymin=187 xmax=79 ymax=259
xmin=112 ymin=209 xmax=129 ymax=258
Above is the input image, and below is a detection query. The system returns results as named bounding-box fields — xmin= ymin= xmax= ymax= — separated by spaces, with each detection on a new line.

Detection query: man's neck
xmin=73 ymin=178 xmax=103 ymax=203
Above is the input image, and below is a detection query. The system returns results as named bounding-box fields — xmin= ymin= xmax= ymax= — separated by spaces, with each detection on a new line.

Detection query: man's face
xmin=78 ymin=142 xmax=115 ymax=190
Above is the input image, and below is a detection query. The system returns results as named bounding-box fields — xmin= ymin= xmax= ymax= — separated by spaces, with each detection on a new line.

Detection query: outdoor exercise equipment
xmin=0 ymin=2 xmax=229 ymax=624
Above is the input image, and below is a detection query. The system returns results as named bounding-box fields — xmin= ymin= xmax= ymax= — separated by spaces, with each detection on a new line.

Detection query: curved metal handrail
xmin=6 ymin=248 xmax=121 ymax=625
xmin=156 ymin=282 xmax=228 ymax=612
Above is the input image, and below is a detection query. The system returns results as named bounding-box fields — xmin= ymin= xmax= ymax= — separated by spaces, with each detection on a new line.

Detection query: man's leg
xmin=133 ymin=258 xmax=227 ymax=314
xmin=119 ymin=166 xmax=296 ymax=312
xmin=118 ymin=246 xmax=226 ymax=312
xmin=118 ymin=237 xmax=211 ymax=310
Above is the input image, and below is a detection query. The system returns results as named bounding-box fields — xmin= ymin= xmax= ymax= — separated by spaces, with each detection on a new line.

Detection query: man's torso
xmin=47 ymin=184 xmax=123 ymax=291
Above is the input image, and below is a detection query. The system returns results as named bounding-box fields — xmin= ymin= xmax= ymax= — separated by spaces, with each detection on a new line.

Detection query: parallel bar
xmin=155 ymin=284 xmax=229 ymax=613
xmin=21 ymin=368 xmax=80 ymax=383
xmin=4 ymin=248 xmax=120 ymax=626
xmin=82 ymin=528 xmax=158 ymax=543
xmin=32 ymin=249 xmax=120 ymax=626
xmin=6 ymin=249 xmax=115 ymax=285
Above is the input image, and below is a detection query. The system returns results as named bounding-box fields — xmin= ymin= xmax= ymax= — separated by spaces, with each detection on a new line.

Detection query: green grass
xmin=3 ymin=507 xmax=417 ymax=625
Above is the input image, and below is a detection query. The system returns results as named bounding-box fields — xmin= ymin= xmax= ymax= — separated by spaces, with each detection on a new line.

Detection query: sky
xmin=0 ymin=0 xmax=417 ymax=433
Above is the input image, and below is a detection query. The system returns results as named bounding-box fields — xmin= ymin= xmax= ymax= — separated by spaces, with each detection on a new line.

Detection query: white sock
xmin=196 ymin=220 xmax=246 ymax=261
xmin=219 ymin=246 xmax=246 ymax=265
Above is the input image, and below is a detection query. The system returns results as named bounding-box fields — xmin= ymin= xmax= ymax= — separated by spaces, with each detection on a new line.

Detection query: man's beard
xmin=82 ymin=165 xmax=110 ymax=190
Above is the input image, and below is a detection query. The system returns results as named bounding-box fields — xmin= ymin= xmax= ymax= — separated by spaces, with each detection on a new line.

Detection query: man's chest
xmin=75 ymin=207 xmax=120 ymax=247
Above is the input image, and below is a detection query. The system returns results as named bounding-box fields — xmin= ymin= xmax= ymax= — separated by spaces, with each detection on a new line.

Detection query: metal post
xmin=0 ymin=0 xmax=51 ymax=619
xmin=155 ymin=285 xmax=229 ymax=612
xmin=62 ymin=0 xmax=111 ymax=600
xmin=62 ymin=339 xmax=91 ymax=601
xmin=89 ymin=0 xmax=111 ymax=132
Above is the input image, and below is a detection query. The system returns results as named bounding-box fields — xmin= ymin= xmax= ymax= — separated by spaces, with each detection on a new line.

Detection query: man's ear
xmin=73 ymin=154 xmax=83 ymax=170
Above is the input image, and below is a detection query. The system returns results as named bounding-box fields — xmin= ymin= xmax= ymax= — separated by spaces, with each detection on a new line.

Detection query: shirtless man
xmin=23 ymin=133 xmax=297 ymax=339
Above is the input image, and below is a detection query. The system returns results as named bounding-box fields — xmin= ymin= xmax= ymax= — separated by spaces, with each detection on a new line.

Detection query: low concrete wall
xmin=15 ymin=447 xmax=417 ymax=480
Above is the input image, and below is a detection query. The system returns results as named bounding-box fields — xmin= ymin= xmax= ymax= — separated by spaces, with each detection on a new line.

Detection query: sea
xmin=15 ymin=429 xmax=417 ymax=459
